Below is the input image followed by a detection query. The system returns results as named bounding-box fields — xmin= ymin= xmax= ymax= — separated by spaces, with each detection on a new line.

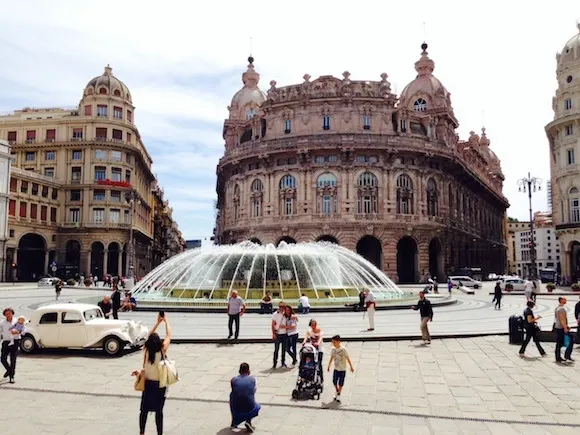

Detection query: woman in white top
xmin=302 ymin=318 xmax=324 ymax=383
xmin=132 ymin=313 xmax=172 ymax=435
xmin=283 ymin=306 xmax=299 ymax=366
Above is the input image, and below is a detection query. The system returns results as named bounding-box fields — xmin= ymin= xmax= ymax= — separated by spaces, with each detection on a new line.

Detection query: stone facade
xmin=546 ymin=23 xmax=580 ymax=282
xmin=215 ymin=45 xmax=509 ymax=283
xmin=0 ymin=139 xmax=10 ymax=281
xmin=0 ymin=66 xmax=185 ymax=281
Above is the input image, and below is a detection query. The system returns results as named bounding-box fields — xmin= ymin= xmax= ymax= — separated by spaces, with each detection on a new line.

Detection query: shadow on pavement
xmin=18 ymin=346 xmax=141 ymax=360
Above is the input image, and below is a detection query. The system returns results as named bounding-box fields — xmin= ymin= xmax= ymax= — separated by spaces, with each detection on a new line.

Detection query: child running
xmin=327 ymin=335 xmax=354 ymax=403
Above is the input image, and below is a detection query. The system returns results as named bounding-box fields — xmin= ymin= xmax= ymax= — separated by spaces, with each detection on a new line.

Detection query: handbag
xmin=134 ymin=351 xmax=147 ymax=391
xmin=564 ymin=333 xmax=572 ymax=348
xmin=159 ymin=352 xmax=179 ymax=388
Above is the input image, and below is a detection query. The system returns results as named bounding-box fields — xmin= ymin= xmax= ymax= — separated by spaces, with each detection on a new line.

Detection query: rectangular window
xmin=93 ymin=190 xmax=105 ymax=201
xmin=72 ymin=128 xmax=83 ymax=139
xmin=565 ymin=99 xmax=572 ymax=110
xmin=113 ymin=106 xmax=123 ymax=119
xmin=72 ymin=150 xmax=82 ymax=160
xmin=10 ymin=153 xmax=16 ymax=164
xmin=125 ymin=170 xmax=131 ymax=183
xmin=45 ymin=150 xmax=56 ymax=160
xmin=322 ymin=195 xmax=332 ymax=214
xmin=84 ymin=105 xmax=92 ymax=116
xmin=110 ymin=151 xmax=122 ymax=162
xmin=127 ymin=110 xmax=132 ymax=123
xmin=19 ymin=201 xmax=27 ymax=218
xmin=567 ymin=125 xmax=574 ymax=136
xmin=323 ymin=115 xmax=331 ymax=130
xmin=568 ymin=149 xmax=575 ymax=165
xmin=25 ymin=151 xmax=36 ymax=162
xmin=93 ymin=208 xmax=105 ymax=223
xmin=7 ymin=131 xmax=16 ymax=142
xmin=126 ymin=132 xmax=132 ymax=143
xmin=571 ymin=199 xmax=580 ymax=223
xmin=284 ymin=119 xmax=292 ymax=134
xmin=126 ymin=153 xmax=133 ymax=164
xmin=45 ymin=129 xmax=56 ymax=141
xmin=30 ymin=204 xmax=38 ymax=219
xmin=8 ymin=200 xmax=15 ymax=216
xmin=41 ymin=185 xmax=48 ymax=197
xmin=94 ymin=166 xmax=106 ymax=181
xmin=52 ymin=189 xmax=58 ymax=200
xmin=26 ymin=130 xmax=36 ymax=142
xmin=112 ymin=129 xmax=123 ymax=140
xmin=110 ymin=190 xmax=121 ymax=202
xmin=124 ymin=210 xmax=130 ymax=223
xmin=111 ymin=167 xmax=122 ymax=182
xmin=9 ymin=178 xmax=17 ymax=192
xmin=20 ymin=181 xmax=28 ymax=194
xmin=31 ymin=183 xmax=38 ymax=195
xmin=41 ymin=205 xmax=47 ymax=221
xmin=285 ymin=198 xmax=293 ymax=215
xmin=71 ymin=167 xmax=82 ymax=182
xmin=110 ymin=209 xmax=120 ymax=223
xmin=70 ymin=190 xmax=81 ymax=201
xmin=97 ymin=105 xmax=108 ymax=117
xmin=69 ymin=208 xmax=80 ymax=223
xmin=95 ymin=149 xmax=107 ymax=160
xmin=95 ymin=128 xmax=107 ymax=140
xmin=363 ymin=115 xmax=371 ymax=129
xmin=50 ymin=207 xmax=57 ymax=223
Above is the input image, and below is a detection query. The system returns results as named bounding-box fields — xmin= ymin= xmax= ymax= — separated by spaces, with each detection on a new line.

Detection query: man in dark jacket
xmin=412 ymin=291 xmax=433 ymax=344
xmin=111 ymin=284 xmax=121 ymax=320
xmin=493 ymin=282 xmax=503 ymax=310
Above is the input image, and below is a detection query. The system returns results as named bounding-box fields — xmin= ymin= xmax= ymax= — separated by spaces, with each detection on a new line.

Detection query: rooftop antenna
xmin=249 ymin=36 xmax=253 ymax=57
xmin=423 ymin=22 xmax=426 ymax=42
xmin=482 ymin=109 xmax=485 ymax=127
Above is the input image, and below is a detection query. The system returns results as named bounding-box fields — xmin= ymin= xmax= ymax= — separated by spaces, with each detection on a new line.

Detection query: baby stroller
xmin=291 ymin=342 xmax=323 ymax=400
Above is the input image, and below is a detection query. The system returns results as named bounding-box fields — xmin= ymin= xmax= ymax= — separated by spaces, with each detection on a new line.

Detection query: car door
xmin=516 ymin=279 xmax=527 ymax=291
xmin=35 ymin=312 xmax=60 ymax=347
xmin=58 ymin=311 xmax=88 ymax=348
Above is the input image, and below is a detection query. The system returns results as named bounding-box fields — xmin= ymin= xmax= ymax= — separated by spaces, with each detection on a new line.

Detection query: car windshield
xmin=84 ymin=309 xmax=103 ymax=321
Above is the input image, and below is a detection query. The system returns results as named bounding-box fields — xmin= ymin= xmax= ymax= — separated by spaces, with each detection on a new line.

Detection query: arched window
xmin=246 ymin=108 xmax=258 ymax=120
xmin=426 ymin=178 xmax=438 ymax=216
xmin=113 ymin=89 xmax=121 ymax=97
xmin=233 ymin=184 xmax=240 ymax=220
xmin=570 ymin=187 xmax=580 ymax=223
xmin=396 ymin=174 xmax=414 ymax=214
xmin=250 ymin=179 xmax=264 ymax=218
xmin=316 ymin=173 xmax=338 ymax=215
xmin=413 ymin=98 xmax=427 ymax=112
xmin=279 ymin=175 xmax=297 ymax=215
xmin=357 ymin=172 xmax=378 ymax=214
xmin=99 ymin=87 xmax=107 ymax=95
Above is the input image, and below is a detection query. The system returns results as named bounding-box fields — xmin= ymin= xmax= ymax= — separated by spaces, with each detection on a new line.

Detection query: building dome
xmin=229 ymin=57 xmax=267 ymax=119
xmin=558 ymin=22 xmax=580 ymax=65
xmin=84 ymin=65 xmax=132 ymax=102
xmin=399 ymin=43 xmax=451 ymax=110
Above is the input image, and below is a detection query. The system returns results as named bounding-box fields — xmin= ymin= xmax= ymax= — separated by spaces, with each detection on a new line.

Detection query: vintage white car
xmin=20 ymin=303 xmax=149 ymax=356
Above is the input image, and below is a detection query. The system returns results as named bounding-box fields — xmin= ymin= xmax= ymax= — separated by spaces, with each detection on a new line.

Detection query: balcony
xmin=85 ymin=221 xmax=131 ymax=229
xmin=61 ymin=222 xmax=81 ymax=228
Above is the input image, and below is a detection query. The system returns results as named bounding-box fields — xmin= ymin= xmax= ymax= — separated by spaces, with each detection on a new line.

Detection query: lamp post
xmin=517 ymin=173 xmax=542 ymax=280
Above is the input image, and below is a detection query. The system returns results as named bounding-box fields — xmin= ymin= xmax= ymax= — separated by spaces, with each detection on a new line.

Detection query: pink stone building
xmin=215 ymin=44 xmax=508 ymax=283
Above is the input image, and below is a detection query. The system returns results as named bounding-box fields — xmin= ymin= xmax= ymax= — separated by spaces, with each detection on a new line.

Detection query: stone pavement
xmin=2 ymin=337 xmax=580 ymax=434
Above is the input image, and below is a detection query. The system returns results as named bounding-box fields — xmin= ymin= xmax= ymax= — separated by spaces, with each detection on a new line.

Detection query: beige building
xmin=0 ymin=139 xmax=10 ymax=280
xmin=507 ymin=220 xmax=530 ymax=274
xmin=215 ymin=45 xmax=509 ymax=283
xmin=546 ymin=23 xmax=580 ymax=282
xmin=0 ymin=66 xmax=184 ymax=281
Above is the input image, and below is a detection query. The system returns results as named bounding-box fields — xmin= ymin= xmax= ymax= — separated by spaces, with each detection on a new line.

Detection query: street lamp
xmin=517 ymin=173 xmax=542 ymax=280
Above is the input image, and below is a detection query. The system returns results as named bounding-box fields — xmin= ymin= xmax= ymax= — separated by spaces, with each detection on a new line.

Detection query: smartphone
xmin=159 ymin=310 xmax=165 ymax=318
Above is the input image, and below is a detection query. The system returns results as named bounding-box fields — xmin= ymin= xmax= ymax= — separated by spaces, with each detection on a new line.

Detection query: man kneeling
xmin=230 ymin=362 xmax=260 ymax=433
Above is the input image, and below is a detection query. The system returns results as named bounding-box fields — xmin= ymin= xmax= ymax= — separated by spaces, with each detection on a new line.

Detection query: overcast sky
xmin=0 ymin=1 xmax=578 ymax=239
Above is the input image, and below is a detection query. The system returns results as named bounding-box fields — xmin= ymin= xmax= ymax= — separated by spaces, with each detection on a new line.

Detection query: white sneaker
xmin=336 ymin=395 xmax=341 ymax=403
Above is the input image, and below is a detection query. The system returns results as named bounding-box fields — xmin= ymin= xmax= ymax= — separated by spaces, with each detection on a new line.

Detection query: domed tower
xmin=546 ymin=22 xmax=580 ymax=281
xmin=396 ymin=43 xmax=458 ymax=147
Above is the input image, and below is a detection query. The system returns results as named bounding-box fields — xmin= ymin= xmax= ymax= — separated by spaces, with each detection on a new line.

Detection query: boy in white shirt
xmin=327 ymin=335 xmax=354 ymax=403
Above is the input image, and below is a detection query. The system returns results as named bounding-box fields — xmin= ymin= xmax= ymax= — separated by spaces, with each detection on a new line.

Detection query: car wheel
xmin=20 ymin=334 xmax=38 ymax=353
xmin=103 ymin=336 xmax=123 ymax=356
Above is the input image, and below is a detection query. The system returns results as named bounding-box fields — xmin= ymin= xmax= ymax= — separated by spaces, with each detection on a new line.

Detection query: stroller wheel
xmin=292 ymin=390 xmax=298 ymax=399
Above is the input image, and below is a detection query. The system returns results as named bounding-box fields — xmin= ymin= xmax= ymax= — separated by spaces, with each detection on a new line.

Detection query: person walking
xmin=54 ymin=279 xmax=63 ymax=300
xmin=575 ymin=296 xmax=580 ymax=342
xmin=518 ymin=301 xmax=546 ymax=358
xmin=554 ymin=297 xmax=574 ymax=363
xmin=433 ymin=277 xmax=439 ymax=294
xmin=111 ymin=282 xmax=121 ymax=320
xmin=230 ymin=362 xmax=260 ymax=433
xmin=302 ymin=319 xmax=325 ymax=383
xmin=412 ymin=291 xmax=433 ymax=345
xmin=284 ymin=306 xmax=299 ymax=367
xmin=492 ymin=281 xmax=503 ymax=310
xmin=447 ymin=277 xmax=453 ymax=295
xmin=1 ymin=307 xmax=23 ymax=384
xmin=364 ymin=288 xmax=376 ymax=331
xmin=132 ymin=313 xmax=172 ymax=435
xmin=227 ymin=290 xmax=246 ymax=340
xmin=524 ymin=280 xmax=534 ymax=302
xmin=327 ymin=335 xmax=354 ymax=403
xmin=271 ymin=302 xmax=287 ymax=368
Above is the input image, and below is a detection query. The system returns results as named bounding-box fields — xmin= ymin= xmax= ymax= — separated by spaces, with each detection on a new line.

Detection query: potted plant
xmin=505 ymin=283 xmax=513 ymax=293
xmin=572 ymin=283 xmax=580 ymax=292
xmin=546 ymin=283 xmax=555 ymax=293
xmin=66 ymin=278 xmax=76 ymax=286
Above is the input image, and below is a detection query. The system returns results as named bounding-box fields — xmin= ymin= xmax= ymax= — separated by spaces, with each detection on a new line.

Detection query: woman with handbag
xmin=132 ymin=313 xmax=172 ymax=435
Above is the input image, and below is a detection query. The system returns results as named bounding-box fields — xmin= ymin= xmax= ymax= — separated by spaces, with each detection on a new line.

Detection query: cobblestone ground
xmin=2 ymin=337 xmax=580 ymax=434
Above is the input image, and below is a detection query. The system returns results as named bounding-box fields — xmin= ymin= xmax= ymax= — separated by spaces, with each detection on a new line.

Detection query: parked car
xmin=20 ymin=303 xmax=149 ymax=356
xmin=487 ymin=273 xmax=499 ymax=281
xmin=38 ymin=277 xmax=58 ymax=287
xmin=449 ymin=276 xmax=482 ymax=289
xmin=500 ymin=277 xmax=527 ymax=291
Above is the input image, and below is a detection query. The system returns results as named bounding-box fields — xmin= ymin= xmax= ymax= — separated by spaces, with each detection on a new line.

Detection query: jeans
xmin=228 ymin=314 xmax=240 ymax=339
xmin=1 ymin=340 xmax=19 ymax=378
xmin=286 ymin=334 xmax=298 ymax=364
xmin=555 ymin=328 xmax=573 ymax=361
xmin=301 ymin=306 xmax=310 ymax=314
xmin=273 ymin=334 xmax=287 ymax=365
xmin=259 ymin=303 xmax=272 ymax=314
xmin=519 ymin=326 xmax=545 ymax=355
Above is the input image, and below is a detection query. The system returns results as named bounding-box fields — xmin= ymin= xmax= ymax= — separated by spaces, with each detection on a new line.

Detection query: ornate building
xmin=547 ymin=22 xmax=580 ymax=281
xmin=215 ymin=44 xmax=509 ymax=283
xmin=0 ymin=66 xmax=184 ymax=281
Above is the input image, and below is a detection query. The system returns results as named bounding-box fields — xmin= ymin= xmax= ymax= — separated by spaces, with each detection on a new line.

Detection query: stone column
xmin=103 ymin=249 xmax=108 ymax=276
xmin=118 ymin=250 xmax=123 ymax=277
xmin=44 ymin=251 xmax=49 ymax=276
xmin=85 ymin=251 xmax=91 ymax=276
xmin=564 ymin=250 xmax=571 ymax=282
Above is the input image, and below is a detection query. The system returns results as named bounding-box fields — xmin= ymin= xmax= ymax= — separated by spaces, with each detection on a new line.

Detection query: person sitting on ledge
xmin=230 ymin=362 xmax=260 ymax=433
xmin=121 ymin=292 xmax=137 ymax=312
xmin=260 ymin=291 xmax=273 ymax=314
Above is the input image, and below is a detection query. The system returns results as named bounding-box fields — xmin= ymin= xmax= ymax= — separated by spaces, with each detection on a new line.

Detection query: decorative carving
xmin=267 ymin=80 xmax=278 ymax=101
xmin=379 ymin=73 xmax=391 ymax=97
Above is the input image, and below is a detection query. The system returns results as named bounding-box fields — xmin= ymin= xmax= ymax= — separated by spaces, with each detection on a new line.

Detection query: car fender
xmin=84 ymin=330 xmax=132 ymax=348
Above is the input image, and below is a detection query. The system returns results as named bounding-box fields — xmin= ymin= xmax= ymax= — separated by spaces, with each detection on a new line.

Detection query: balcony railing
xmin=61 ymin=222 xmax=81 ymax=228
xmin=85 ymin=221 xmax=131 ymax=229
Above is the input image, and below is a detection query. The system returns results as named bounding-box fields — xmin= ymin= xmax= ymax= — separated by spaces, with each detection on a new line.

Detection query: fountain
xmin=132 ymin=241 xmax=406 ymax=309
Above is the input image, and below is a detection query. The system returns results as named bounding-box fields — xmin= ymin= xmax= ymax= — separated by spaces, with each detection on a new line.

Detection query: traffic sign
xmin=51 ymin=266 xmax=57 ymax=272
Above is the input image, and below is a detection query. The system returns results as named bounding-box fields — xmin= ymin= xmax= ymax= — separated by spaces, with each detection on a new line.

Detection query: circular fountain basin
xmin=132 ymin=241 xmax=407 ymax=310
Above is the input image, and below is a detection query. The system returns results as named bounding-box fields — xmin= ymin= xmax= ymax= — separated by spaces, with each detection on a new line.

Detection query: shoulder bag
xmin=134 ymin=350 xmax=147 ymax=392
xmin=159 ymin=351 xmax=179 ymax=388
